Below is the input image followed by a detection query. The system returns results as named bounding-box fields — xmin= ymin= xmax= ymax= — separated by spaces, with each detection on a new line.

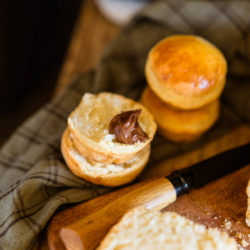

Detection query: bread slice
xmin=246 ymin=179 xmax=250 ymax=227
xmin=61 ymin=128 xmax=150 ymax=187
xmin=98 ymin=208 xmax=237 ymax=250
xmin=68 ymin=92 xmax=156 ymax=164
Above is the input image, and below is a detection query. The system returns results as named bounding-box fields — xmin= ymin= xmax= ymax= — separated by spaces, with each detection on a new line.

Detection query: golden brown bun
xmin=98 ymin=208 xmax=237 ymax=250
xmin=141 ymin=87 xmax=220 ymax=142
xmin=61 ymin=128 xmax=150 ymax=187
xmin=68 ymin=92 xmax=157 ymax=164
xmin=145 ymin=35 xmax=227 ymax=109
xmin=246 ymin=179 xmax=250 ymax=227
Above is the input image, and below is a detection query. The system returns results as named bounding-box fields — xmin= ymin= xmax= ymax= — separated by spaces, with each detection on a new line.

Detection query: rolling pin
xmin=60 ymin=143 xmax=250 ymax=250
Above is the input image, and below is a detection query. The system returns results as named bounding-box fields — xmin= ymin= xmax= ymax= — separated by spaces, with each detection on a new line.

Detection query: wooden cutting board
xmin=47 ymin=164 xmax=250 ymax=250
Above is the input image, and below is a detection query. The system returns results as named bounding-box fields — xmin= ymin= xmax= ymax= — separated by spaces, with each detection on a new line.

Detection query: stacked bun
xmin=61 ymin=92 xmax=157 ymax=186
xmin=142 ymin=35 xmax=227 ymax=142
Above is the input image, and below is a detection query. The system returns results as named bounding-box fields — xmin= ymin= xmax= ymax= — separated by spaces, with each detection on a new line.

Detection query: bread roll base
xmin=141 ymin=87 xmax=220 ymax=142
xmin=61 ymin=128 xmax=150 ymax=187
xmin=158 ymin=127 xmax=203 ymax=142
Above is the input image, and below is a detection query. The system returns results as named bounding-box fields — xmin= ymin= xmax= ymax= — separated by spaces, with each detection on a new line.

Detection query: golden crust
xmin=146 ymin=35 xmax=227 ymax=109
xmin=157 ymin=128 xmax=203 ymax=142
xmin=61 ymin=128 xmax=150 ymax=187
xmin=141 ymin=87 xmax=220 ymax=142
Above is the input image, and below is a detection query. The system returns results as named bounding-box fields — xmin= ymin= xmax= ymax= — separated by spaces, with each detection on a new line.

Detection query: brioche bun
xmin=145 ymin=35 xmax=227 ymax=109
xmin=61 ymin=128 xmax=150 ymax=187
xmin=68 ymin=92 xmax=156 ymax=164
xmin=141 ymin=87 xmax=219 ymax=142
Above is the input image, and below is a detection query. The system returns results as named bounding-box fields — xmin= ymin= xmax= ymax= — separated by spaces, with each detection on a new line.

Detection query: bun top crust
xmin=147 ymin=35 xmax=227 ymax=96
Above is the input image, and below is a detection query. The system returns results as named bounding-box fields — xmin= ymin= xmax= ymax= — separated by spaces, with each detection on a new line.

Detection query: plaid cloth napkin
xmin=1 ymin=1 xmax=250 ymax=249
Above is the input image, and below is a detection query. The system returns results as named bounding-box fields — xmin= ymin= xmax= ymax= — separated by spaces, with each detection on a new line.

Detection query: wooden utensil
xmin=59 ymin=143 xmax=250 ymax=250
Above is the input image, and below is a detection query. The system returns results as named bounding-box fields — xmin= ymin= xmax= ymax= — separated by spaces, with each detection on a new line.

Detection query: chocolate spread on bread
xmin=109 ymin=110 xmax=149 ymax=144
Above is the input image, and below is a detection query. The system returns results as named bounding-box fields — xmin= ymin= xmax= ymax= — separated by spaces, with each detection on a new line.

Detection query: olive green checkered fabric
xmin=0 ymin=1 xmax=250 ymax=249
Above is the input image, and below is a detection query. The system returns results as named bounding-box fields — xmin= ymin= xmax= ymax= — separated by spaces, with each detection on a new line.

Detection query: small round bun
xmin=68 ymin=92 xmax=156 ymax=164
xmin=61 ymin=128 xmax=150 ymax=187
xmin=141 ymin=87 xmax=220 ymax=142
xmin=98 ymin=208 xmax=237 ymax=250
xmin=145 ymin=35 xmax=227 ymax=109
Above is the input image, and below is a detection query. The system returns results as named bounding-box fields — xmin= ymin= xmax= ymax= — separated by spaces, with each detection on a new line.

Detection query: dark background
xmin=0 ymin=0 xmax=82 ymax=145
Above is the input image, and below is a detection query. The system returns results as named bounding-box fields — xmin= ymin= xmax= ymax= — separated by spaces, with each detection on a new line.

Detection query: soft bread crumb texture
xmin=98 ymin=208 xmax=237 ymax=250
xmin=68 ymin=92 xmax=156 ymax=155
xmin=68 ymin=132 xmax=149 ymax=175
xmin=61 ymin=128 xmax=150 ymax=186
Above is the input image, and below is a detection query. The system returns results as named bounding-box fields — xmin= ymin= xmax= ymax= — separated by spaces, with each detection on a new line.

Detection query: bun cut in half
xmin=68 ymin=92 xmax=156 ymax=164
xmin=61 ymin=128 xmax=150 ymax=187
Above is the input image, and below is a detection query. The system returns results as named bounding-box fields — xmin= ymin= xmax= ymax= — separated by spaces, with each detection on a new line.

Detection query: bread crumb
xmin=236 ymin=232 xmax=242 ymax=239
xmin=241 ymin=239 xmax=248 ymax=248
xmin=221 ymin=219 xmax=232 ymax=230
xmin=103 ymin=133 xmax=115 ymax=142
xmin=235 ymin=232 xmax=250 ymax=249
